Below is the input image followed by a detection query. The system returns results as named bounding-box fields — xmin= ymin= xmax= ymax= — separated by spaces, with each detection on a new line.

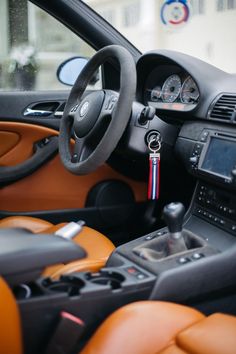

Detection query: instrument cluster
xmin=144 ymin=67 xmax=200 ymax=112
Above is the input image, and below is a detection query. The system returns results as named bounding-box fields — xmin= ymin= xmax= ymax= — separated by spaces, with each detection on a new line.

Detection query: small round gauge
xmin=161 ymin=74 xmax=182 ymax=103
xmin=180 ymin=76 xmax=199 ymax=104
xmin=150 ymin=86 xmax=162 ymax=101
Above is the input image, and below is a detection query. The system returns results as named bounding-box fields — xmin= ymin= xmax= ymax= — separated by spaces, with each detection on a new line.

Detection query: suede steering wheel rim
xmin=59 ymin=45 xmax=137 ymax=175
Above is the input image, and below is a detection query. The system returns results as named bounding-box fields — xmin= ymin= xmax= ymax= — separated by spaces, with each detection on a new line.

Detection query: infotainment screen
xmin=201 ymin=137 xmax=236 ymax=179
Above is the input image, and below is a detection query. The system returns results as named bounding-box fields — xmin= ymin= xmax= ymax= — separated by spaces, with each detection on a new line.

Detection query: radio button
xmin=194 ymin=143 xmax=203 ymax=154
xmin=228 ymin=208 xmax=235 ymax=215
xmin=192 ymin=253 xmax=204 ymax=260
xmin=178 ymin=257 xmax=191 ymax=265
xmin=199 ymin=130 xmax=209 ymax=142
xmin=189 ymin=156 xmax=199 ymax=164
xmin=232 ymin=225 xmax=236 ymax=232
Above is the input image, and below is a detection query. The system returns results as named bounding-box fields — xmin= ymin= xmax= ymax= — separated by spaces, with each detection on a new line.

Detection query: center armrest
xmin=0 ymin=228 xmax=87 ymax=285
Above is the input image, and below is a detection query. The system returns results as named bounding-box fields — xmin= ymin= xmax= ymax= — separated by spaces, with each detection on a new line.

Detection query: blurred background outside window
xmin=86 ymin=0 xmax=236 ymax=73
xmin=0 ymin=0 xmax=95 ymax=91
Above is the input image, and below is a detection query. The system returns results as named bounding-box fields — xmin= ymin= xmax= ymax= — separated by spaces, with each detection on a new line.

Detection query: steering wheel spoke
xmin=69 ymin=103 xmax=80 ymax=119
xmin=71 ymin=137 xmax=86 ymax=163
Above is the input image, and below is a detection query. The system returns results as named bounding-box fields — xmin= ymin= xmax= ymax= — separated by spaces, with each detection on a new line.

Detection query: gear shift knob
xmin=163 ymin=202 xmax=185 ymax=234
xmin=162 ymin=202 xmax=187 ymax=254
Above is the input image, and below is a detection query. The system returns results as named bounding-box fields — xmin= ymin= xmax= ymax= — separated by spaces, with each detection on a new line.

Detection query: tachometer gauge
xmin=180 ymin=76 xmax=199 ymax=104
xmin=150 ymin=86 xmax=162 ymax=101
xmin=161 ymin=74 xmax=181 ymax=103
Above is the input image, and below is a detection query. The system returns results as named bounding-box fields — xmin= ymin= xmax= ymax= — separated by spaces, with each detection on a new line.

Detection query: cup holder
xmin=42 ymin=276 xmax=85 ymax=296
xmin=86 ymin=271 xmax=125 ymax=290
xmin=14 ymin=284 xmax=32 ymax=300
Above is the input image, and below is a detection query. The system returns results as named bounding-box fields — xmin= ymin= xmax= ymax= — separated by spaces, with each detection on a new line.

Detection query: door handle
xmin=23 ymin=108 xmax=53 ymax=117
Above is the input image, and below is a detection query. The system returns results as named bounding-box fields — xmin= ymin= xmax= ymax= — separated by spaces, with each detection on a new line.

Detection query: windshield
xmin=85 ymin=0 xmax=236 ymax=73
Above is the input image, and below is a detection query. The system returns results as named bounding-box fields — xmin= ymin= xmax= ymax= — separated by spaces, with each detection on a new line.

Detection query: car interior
xmin=0 ymin=0 xmax=236 ymax=353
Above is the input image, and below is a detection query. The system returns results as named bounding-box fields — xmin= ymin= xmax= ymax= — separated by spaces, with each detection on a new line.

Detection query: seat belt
xmin=46 ymin=311 xmax=85 ymax=354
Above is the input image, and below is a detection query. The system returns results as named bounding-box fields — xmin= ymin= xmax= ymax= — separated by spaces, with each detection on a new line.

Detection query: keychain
xmin=148 ymin=138 xmax=161 ymax=200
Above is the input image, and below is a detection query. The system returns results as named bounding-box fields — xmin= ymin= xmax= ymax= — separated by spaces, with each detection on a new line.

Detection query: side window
xmin=0 ymin=0 xmax=99 ymax=91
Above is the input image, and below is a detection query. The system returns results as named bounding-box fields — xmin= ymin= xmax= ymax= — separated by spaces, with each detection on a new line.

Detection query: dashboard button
xmin=189 ymin=156 xmax=199 ymax=164
xmin=192 ymin=253 xmax=204 ymax=260
xmin=157 ymin=231 xmax=166 ymax=236
xmin=178 ymin=257 xmax=191 ymax=264
xmin=136 ymin=273 xmax=147 ymax=280
xmin=199 ymin=130 xmax=209 ymax=142
xmin=126 ymin=267 xmax=138 ymax=274
xmin=145 ymin=235 xmax=156 ymax=241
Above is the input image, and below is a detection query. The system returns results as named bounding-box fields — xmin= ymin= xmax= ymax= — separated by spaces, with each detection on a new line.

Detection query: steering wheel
xmin=59 ymin=45 xmax=137 ymax=175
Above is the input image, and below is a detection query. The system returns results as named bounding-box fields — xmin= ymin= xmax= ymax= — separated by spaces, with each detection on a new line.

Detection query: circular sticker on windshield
xmin=161 ymin=0 xmax=191 ymax=28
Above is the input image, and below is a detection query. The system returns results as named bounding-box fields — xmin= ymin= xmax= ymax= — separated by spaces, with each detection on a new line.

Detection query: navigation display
xmin=201 ymin=137 xmax=236 ymax=179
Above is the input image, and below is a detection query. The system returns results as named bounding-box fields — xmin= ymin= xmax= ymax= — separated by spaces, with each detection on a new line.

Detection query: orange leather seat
xmin=0 ymin=275 xmax=236 ymax=354
xmin=81 ymin=301 xmax=236 ymax=354
xmin=0 ymin=216 xmax=115 ymax=279
xmin=0 ymin=277 xmax=22 ymax=354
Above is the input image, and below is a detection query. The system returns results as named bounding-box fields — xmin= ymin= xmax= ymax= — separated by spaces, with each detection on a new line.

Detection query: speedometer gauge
xmin=161 ymin=74 xmax=181 ymax=103
xmin=180 ymin=76 xmax=199 ymax=103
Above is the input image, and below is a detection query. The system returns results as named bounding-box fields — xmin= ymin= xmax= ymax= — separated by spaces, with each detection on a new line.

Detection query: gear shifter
xmin=163 ymin=202 xmax=187 ymax=254
xmin=132 ymin=202 xmax=205 ymax=261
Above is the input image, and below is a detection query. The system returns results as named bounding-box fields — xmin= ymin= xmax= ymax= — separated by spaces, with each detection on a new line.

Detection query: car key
xmin=148 ymin=137 xmax=161 ymax=200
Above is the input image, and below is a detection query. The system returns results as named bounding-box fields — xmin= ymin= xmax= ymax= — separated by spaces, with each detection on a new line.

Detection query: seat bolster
xmin=0 ymin=277 xmax=23 ymax=354
xmin=0 ymin=217 xmax=115 ymax=278
xmin=177 ymin=313 xmax=236 ymax=354
xmin=42 ymin=225 xmax=115 ymax=278
xmin=81 ymin=301 xmax=204 ymax=354
xmin=159 ymin=345 xmax=187 ymax=354
xmin=0 ymin=216 xmax=53 ymax=233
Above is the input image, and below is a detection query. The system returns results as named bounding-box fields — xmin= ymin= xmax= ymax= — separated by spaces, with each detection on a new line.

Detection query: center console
xmin=17 ymin=186 xmax=236 ymax=353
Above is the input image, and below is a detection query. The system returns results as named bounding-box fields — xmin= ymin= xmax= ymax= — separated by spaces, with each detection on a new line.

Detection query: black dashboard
xmin=129 ymin=50 xmax=236 ymax=247
xmin=136 ymin=50 xmax=236 ymax=123
xmin=121 ymin=49 xmax=236 ymax=206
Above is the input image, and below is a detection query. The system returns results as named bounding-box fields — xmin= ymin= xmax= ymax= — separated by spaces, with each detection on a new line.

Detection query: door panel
xmin=0 ymin=131 xmax=20 ymax=156
xmin=0 ymin=155 xmax=147 ymax=212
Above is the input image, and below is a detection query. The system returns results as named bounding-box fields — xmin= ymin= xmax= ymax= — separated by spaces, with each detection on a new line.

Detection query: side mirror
xmin=56 ymin=57 xmax=99 ymax=86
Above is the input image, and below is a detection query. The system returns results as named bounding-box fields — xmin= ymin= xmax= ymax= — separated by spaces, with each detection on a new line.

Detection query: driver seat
xmin=0 ymin=216 xmax=115 ymax=279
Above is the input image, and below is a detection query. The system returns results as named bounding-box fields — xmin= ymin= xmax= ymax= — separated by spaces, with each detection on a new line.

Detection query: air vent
xmin=208 ymin=94 xmax=236 ymax=122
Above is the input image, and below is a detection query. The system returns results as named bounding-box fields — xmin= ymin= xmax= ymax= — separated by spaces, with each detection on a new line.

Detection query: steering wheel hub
xmin=73 ymin=91 xmax=105 ymax=138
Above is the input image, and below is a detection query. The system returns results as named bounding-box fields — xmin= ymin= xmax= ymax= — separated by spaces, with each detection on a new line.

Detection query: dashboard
xmin=114 ymin=49 xmax=236 ymax=187
xmin=144 ymin=65 xmax=199 ymax=112
xmin=136 ymin=50 xmax=236 ymax=121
